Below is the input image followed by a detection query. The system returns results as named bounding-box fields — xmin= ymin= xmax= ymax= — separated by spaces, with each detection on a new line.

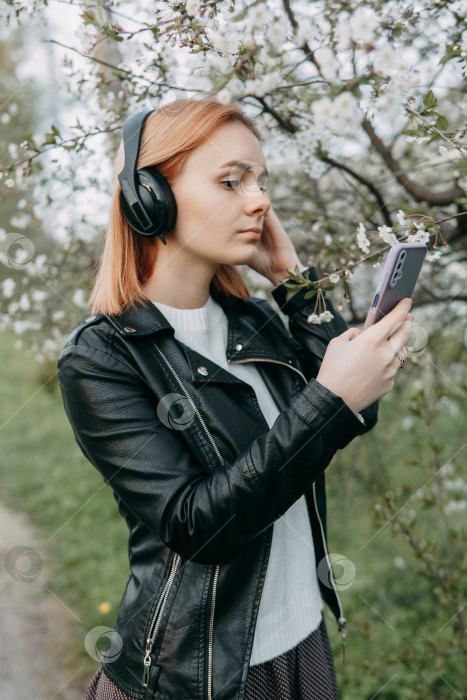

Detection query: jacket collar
xmin=102 ymin=283 xmax=287 ymax=365
xmin=103 ymin=283 xmax=243 ymax=336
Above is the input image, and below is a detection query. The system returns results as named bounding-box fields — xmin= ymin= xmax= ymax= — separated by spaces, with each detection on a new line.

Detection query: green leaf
xmin=284 ymin=269 xmax=303 ymax=283
xmin=402 ymin=129 xmax=421 ymax=137
xmin=423 ymin=90 xmax=437 ymax=108
xmin=438 ymin=51 xmax=458 ymax=65
xmin=285 ymin=289 xmax=297 ymax=302
xmin=435 ymin=115 xmax=449 ymax=131
xmin=304 ymin=290 xmax=317 ymax=299
xmin=42 ymin=133 xmax=57 ymax=145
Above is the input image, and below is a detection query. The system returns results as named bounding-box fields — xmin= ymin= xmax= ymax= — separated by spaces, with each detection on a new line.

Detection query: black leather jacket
xmin=57 ymin=265 xmax=378 ymax=700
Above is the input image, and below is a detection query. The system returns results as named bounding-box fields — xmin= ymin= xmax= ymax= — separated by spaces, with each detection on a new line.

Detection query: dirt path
xmin=0 ymin=501 xmax=90 ymax=699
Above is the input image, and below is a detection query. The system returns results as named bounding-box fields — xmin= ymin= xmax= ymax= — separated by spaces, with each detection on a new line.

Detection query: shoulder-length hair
xmin=88 ymin=96 xmax=263 ymax=315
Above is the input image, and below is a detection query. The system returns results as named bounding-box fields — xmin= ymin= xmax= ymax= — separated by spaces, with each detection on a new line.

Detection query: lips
xmin=240 ymin=227 xmax=261 ymax=234
xmin=239 ymin=227 xmax=262 ymax=238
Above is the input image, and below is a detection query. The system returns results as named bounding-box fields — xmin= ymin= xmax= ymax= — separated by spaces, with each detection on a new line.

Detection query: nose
xmin=244 ymin=188 xmax=271 ymax=217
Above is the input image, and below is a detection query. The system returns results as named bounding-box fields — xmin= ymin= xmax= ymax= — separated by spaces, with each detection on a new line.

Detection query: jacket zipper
xmin=228 ymin=356 xmax=307 ymax=385
xmin=142 ymin=551 xmax=181 ymax=687
xmin=230 ymin=355 xmax=346 ymax=646
xmin=206 ymin=564 xmax=219 ymax=700
xmin=154 ymin=344 xmax=222 ymax=699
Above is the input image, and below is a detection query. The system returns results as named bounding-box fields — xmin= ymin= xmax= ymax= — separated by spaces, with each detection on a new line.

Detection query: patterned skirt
xmin=86 ymin=617 xmax=338 ymax=700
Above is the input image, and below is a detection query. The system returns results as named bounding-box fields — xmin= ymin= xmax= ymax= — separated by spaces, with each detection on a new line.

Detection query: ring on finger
xmin=395 ymin=351 xmax=405 ymax=370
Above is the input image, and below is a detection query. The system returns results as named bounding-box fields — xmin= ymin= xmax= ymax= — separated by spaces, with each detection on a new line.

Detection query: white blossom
xmin=186 ymin=0 xmax=200 ymax=17
xmin=372 ymin=44 xmax=398 ymax=74
xmin=52 ymin=309 xmax=65 ymax=321
xmin=445 ymin=500 xmax=467 ymax=516
xmin=312 ymin=97 xmax=335 ymax=124
xmin=262 ymin=71 xmax=281 ymax=92
xmin=376 ymin=90 xmax=403 ymax=116
xmin=31 ymin=289 xmax=48 ymax=303
xmin=314 ymin=47 xmax=339 ymax=82
xmin=247 ymin=3 xmax=269 ymax=30
xmin=407 ymin=229 xmax=429 ymax=244
xmin=208 ymin=30 xmax=238 ymax=54
xmin=72 ymin=289 xmax=86 ymax=307
xmin=294 ymin=21 xmax=314 ymax=48
xmin=349 ymin=8 xmax=378 ymax=44
xmin=266 ymin=21 xmax=288 ymax=48
xmin=329 ymin=273 xmax=340 ymax=284
xmin=242 ymin=32 xmax=257 ymax=50
xmin=331 ymin=92 xmax=361 ymax=131
xmin=446 ymin=477 xmax=467 ymax=494
xmin=9 ymin=214 xmax=29 ymax=230
xmin=5 ymin=179 xmax=15 ymax=188
xmin=335 ymin=21 xmax=352 ymax=51
xmin=378 ymin=225 xmax=398 ymax=246
xmin=320 ymin=310 xmax=334 ymax=322
xmin=19 ymin=293 xmax=30 ymax=311
xmin=306 ymin=313 xmax=321 ymax=324
xmin=356 ymin=223 xmax=371 ymax=253
xmin=395 ymin=210 xmax=407 ymax=226
xmin=216 ymin=88 xmax=232 ymax=105
xmin=244 ymin=79 xmax=266 ymax=98
xmin=1 ymin=113 xmax=11 ymax=124
xmin=2 ymin=278 xmax=15 ymax=298
xmin=426 ymin=249 xmax=441 ymax=261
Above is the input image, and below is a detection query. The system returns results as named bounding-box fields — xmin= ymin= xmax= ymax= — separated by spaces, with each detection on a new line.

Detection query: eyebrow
xmin=218 ymin=160 xmax=268 ymax=176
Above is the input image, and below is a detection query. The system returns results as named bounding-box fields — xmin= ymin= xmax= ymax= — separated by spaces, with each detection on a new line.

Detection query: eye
xmin=221 ymin=178 xmax=241 ymax=190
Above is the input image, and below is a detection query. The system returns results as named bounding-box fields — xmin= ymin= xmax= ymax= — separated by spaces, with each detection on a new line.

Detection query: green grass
xmin=0 ymin=330 xmax=129 ymax=680
xmin=0 ymin=328 xmax=465 ymax=696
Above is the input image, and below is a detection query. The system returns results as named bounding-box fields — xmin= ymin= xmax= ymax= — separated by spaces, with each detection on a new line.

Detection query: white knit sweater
xmin=151 ymin=294 xmax=324 ymax=666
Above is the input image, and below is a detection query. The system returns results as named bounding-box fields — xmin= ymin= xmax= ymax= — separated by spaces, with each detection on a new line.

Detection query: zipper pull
xmin=338 ymin=617 xmax=346 ymax=665
xmin=142 ymin=638 xmax=153 ymax=687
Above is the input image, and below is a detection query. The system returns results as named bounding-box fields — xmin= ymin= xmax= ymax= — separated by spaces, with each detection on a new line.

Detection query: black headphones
xmin=117 ymin=109 xmax=177 ymax=245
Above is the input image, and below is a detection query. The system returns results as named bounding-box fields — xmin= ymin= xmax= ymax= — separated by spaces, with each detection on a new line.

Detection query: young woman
xmin=57 ymin=96 xmax=413 ymax=700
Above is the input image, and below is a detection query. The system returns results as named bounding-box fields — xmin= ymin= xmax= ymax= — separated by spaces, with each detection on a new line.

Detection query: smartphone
xmin=363 ymin=243 xmax=427 ymax=330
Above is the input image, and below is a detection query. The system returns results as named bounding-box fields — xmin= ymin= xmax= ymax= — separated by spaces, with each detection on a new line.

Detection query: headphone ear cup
xmin=119 ymin=168 xmax=177 ymax=240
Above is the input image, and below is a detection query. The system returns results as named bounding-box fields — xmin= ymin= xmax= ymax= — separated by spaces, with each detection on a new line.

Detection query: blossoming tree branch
xmin=0 ymin=0 xmax=466 ymax=358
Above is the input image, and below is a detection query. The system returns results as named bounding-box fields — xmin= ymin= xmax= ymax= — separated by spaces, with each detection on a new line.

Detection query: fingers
xmin=347 ymin=327 xmax=362 ymax=341
xmin=370 ymin=298 xmax=413 ymax=338
xmin=387 ymin=317 xmax=413 ymax=355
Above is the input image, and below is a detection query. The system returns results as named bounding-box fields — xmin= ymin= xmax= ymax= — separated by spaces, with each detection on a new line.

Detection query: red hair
xmin=88 ymin=97 xmax=263 ymax=315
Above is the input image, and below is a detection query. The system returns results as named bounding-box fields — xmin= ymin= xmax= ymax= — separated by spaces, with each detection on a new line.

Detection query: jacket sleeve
xmin=57 ymin=338 xmax=368 ymax=565
xmin=270 ymin=264 xmax=379 ymax=433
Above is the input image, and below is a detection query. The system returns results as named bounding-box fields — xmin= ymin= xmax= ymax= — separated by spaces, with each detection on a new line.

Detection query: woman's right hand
xmin=316 ymin=298 xmax=414 ymax=414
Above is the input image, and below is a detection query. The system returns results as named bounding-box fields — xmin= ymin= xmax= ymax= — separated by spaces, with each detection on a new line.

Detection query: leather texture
xmin=57 ymin=265 xmax=378 ymax=699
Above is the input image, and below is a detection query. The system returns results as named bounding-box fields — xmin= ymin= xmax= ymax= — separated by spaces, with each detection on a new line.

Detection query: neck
xmin=142 ymin=238 xmax=219 ymax=309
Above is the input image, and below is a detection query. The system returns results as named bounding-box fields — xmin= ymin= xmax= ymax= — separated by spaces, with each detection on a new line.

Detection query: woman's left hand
xmin=247 ymin=207 xmax=307 ymax=285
